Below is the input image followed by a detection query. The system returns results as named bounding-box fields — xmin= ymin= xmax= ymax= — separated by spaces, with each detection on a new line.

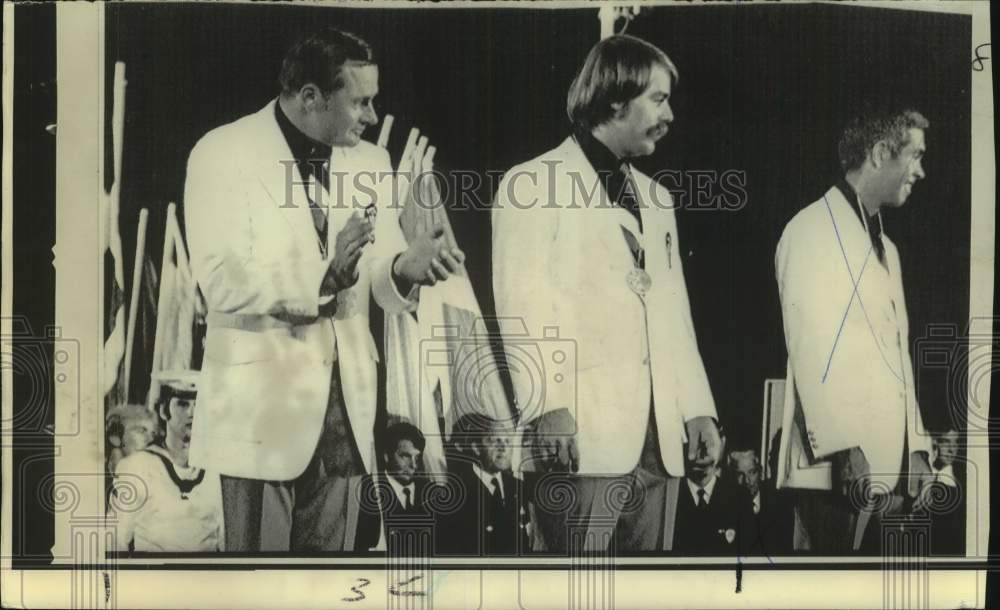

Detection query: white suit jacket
xmin=184 ymin=100 xmax=415 ymax=481
xmin=775 ymin=186 xmax=930 ymax=491
xmin=492 ymin=137 xmax=717 ymax=476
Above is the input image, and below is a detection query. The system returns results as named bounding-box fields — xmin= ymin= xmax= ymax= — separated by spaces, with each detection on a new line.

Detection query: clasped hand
xmin=393 ymin=224 xmax=465 ymax=287
xmin=322 ymin=211 xmax=373 ymax=294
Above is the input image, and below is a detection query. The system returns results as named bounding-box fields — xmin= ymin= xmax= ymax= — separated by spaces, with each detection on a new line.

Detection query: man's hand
xmin=685 ymin=416 xmax=721 ymax=471
xmin=322 ymin=211 xmax=373 ymax=295
xmin=392 ymin=224 xmax=465 ymax=289
xmin=526 ymin=408 xmax=579 ymax=473
xmin=832 ymin=446 xmax=870 ymax=498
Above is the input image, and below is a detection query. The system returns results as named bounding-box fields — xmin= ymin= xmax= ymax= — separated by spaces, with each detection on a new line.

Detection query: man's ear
xmin=300 ymin=83 xmax=323 ymax=111
xmin=870 ymin=140 xmax=891 ymax=169
xmin=610 ymin=101 xmax=627 ymax=120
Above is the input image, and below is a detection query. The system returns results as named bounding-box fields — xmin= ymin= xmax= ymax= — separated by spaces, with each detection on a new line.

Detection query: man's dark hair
xmin=382 ymin=421 xmax=426 ymax=455
xmin=449 ymin=413 xmax=507 ymax=456
xmin=838 ymin=106 xmax=929 ymax=172
xmin=278 ymin=27 xmax=374 ymax=97
xmin=566 ymin=34 xmax=678 ymax=131
xmin=155 ymin=384 xmax=196 ymax=423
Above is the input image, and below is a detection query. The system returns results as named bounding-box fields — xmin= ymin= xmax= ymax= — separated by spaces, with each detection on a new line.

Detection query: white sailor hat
xmin=152 ymin=369 xmax=199 ymax=397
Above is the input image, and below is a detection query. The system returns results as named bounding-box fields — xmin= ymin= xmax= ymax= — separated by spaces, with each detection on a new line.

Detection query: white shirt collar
xmin=686 ymin=474 xmax=718 ymax=505
xmin=471 ymin=463 xmax=504 ymax=500
xmin=932 ymin=464 xmax=957 ymax=487
xmin=386 ymin=474 xmax=416 ymax=506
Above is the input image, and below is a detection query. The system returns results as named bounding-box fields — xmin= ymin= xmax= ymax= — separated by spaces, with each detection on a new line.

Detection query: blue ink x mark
xmin=820 ymin=196 xmax=903 ymax=384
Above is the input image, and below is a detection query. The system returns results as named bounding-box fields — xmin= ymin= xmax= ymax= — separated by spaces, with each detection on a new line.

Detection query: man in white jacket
xmin=492 ymin=35 xmax=720 ymax=553
xmin=184 ymin=28 xmax=463 ymax=551
xmin=775 ymin=107 xmax=934 ymax=552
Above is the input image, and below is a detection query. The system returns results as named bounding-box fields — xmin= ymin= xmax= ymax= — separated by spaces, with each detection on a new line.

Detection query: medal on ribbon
xmin=620 ymin=226 xmax=650 ymax=298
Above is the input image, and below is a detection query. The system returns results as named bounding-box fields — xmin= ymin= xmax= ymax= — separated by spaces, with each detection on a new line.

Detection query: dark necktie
xmin=490 ymin=477 xmax=504 ymax=507
xmin=402 ymin=486 xmax=412 ymax=511
xmin=308 ymin=158 xmax=330 ymax=256
xmin=697 ymin=488 xmax=708 ymax=510
xmin=618 ymin=162 xmax=643 ymax=232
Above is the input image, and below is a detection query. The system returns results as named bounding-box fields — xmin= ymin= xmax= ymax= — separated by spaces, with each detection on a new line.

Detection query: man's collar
xmin=573 ymin=126 xmax=626 ymax=177
xmin=836 ymin=176 xmax=876 ymax=225
xmin=386 ymin=474 xmax=416 ymax=504
xmin=471 ymin=462 xmax=504 ymax=499
xmin=686 ymin=473 xmax=719 ymax=504
xmin=275 ymin=98 xmax=332 ymax=164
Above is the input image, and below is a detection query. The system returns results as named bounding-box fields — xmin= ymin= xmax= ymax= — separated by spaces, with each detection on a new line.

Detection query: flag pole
xmin=148 ymin=202 xmax=179 ymax=409
xmin=122 ymin=208 xmax=148 ymax=401
xmin=103 ymin=61 xmax=128 ymax=400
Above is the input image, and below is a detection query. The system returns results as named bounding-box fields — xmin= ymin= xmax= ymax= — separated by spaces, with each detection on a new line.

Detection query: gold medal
xmin=627 ymin=268 xmax=652 ymax=298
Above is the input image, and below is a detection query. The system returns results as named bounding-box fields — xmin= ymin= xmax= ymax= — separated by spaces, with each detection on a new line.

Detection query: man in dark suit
xmin=356 ymin=421 xmax=438 ymax=554
xmin=438 ymin=414 xmax=530 ymax=556
xmin=729 ymin=449 xmax=794 ymax=556
xmin=672 ymin=430 xmax=754 ymax=556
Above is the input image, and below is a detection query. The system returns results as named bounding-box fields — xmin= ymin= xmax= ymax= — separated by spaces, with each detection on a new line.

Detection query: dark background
xmin=5 ymin=0 xmax=989 ymax=568
xmin=104 ymin=3 xmax=971 ymax=450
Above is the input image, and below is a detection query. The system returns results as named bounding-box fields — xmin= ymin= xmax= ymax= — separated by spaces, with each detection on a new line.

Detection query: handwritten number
xmin=972 ymin=43 xmax=991 ymax=72
xmin=342 ymin=577 xmax=371 ymax=603
xmin=390 ymin=574 xmax=426 ymax=597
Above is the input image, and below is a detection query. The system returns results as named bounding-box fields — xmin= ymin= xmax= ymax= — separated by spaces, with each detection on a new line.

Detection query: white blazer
xmin=492 ymin=137 xmax=717 ymax=476
xmin=184 ymin=100 xmax=415 ymax=481
xmin=775 ymin=186 xmax=931 ymax=492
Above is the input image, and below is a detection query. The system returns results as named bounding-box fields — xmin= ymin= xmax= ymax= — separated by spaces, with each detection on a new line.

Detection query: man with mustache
xmin=492 ymin=35 xmax=720 ymax=553
xmin=775 ymin=106 xmax=934 ymax=552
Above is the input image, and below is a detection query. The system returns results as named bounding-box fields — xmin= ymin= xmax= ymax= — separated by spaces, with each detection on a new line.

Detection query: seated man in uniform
xmin=672 ymin=427 xmax=754 ymax=556
xmin=728 ymin=448 xmax=794 ymax=556
xmin=109 ymin=371 xmax=224 ymax=553
xmin=438 ymin=414 xmax=530 ymax=556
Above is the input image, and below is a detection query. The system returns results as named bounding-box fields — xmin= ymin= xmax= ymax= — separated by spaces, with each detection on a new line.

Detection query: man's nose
xmin=914 ymin=160 xmax=926 ymax=180
xmin=362 ymin=103 xmax=378 ymax=125
xmin=662 ymin=103 xmax=674 ymax=125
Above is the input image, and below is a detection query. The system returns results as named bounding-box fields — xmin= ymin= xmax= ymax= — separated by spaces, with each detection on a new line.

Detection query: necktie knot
xmin=697 ymin=488 xmax=707 ymax=509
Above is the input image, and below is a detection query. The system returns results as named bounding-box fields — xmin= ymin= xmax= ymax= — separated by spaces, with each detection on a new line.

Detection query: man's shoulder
xmin=502 ymin=137 xmax=577 ymax=179
xmin=778 ymin=189 xmax=839 ymax=250
xmin=189 ymin=103 xmax=271 ymax=160
xmin=114 ymin=449 xmax=163 ymax=477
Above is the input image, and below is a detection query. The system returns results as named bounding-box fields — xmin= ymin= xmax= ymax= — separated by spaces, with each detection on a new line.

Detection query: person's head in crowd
xmin=838 ymin=105 xmax=929 ymax=210
xmin=277 ymin=27 xmax=379 ymax=148
xmin=728 ymin=450 xmax=762 ymax=499
xmin=687 ymin=423 xmax=725 ymax=487
xmin=106 ymin=403 xmax=159 ymax=473
xmin=932 ymin=428 xmax=960 ymax=470
xmin=567 ymin=34 xmax=678 ymax=158
xmin=451 ymin=413 xmax=514 ymax=475
xmin=153 ymin=370 xmax=199 ymax=448
xmin=383 ymin=421 xmax=425 ymax=486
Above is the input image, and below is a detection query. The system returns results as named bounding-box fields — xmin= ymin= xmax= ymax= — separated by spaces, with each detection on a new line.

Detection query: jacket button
xmin=486 ymin=525 xmax=493 ymax=533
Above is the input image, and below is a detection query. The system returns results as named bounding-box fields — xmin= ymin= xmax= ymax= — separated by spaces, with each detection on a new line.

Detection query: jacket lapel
xmin=559 ymin=138 xmax=642 ymax=265
xmin=250 ymin=100 xmax=326 ymax=259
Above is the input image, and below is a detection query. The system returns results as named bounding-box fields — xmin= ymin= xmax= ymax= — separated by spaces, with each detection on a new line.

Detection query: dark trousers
xmin=530 ymin=409 xmax=673 ymax=553
xmin=220 ymin=365 xmax=372 ymax=552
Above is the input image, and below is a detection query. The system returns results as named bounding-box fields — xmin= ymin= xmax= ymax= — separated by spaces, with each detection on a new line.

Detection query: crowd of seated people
xmin=104 ymin=387 xmax=963 ymax=558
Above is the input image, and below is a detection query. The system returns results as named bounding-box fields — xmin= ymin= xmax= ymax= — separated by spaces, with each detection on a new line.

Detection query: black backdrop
xmin=105 ymin=3 xmax=971 ymax=454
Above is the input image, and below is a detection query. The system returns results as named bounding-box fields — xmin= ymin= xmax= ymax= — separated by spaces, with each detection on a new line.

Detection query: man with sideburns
xmin=492 ymin=35 xmax=720 ymax=553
